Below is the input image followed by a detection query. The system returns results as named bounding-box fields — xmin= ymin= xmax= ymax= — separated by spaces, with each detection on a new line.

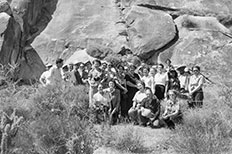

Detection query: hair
xmin=62 ymin=65 xmax=69 ymax=71
xmin=56 ymin=58 xmax=64 ymax=64
xmin=93 ymin=59 xmax=101 ymax=66
xmin=158 ymin=63 xmax=164 ymax=69
xmin=165 ymin=59 xmax=171 ymax=64
xmin=144 ymin=87 xmax=152 ymax=93
xmin=193 ymin=66 xmax=200 ymax=71
xmin=143 ymin=67 xmax=150 ymax=72
xmin=137 ymin=81 xmax=145 ymax=88
xmin=108 ymin=79 xmax=116 ymax=87
xmin=169 ymin=70 xmax=178 ymax=78
xmin=117 ymin=64 xmax=124 ymax=70
xmin=167 ymin=89 xmax=178 ymax=100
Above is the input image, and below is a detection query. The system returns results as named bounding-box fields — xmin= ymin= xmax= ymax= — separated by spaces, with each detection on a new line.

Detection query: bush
xmin=168 ymin=108 xmax=232 ymax=154
xmin=0 ymin=83 xmax=98 ymax=154
xmin=99 ymin=124 xmax=149 ymax=153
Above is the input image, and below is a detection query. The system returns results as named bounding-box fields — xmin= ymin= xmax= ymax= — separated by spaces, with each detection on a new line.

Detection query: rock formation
xmin=1 ymin=0 xmax=232 ymax=80
xmin=0 ymin=0 xmax=58 ymax=80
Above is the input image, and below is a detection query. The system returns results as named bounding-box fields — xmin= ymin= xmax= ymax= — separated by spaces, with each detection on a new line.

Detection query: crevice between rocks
xmin=139 ymin=24 xmax=179 ymax=63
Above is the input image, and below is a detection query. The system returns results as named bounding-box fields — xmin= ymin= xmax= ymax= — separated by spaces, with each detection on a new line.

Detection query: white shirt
xmin=133 ymin=91 xmax=147 ymax=103
xmin=154 ymin=72 xmax=168 ymax=86
xmin=46 ymin=65 xmax=63 ymax=86
xmin=141 ymin=76 xmax=152 ymax=88
xmin=39 ymin=70 xmax=51 ymax=86
xmin=189 ymin=74 xmax=204 ymax=91
xmin=179 ymin=75 xmax=187 ymax=89
xmin=93 ymin=91 xmax=110 ymax=107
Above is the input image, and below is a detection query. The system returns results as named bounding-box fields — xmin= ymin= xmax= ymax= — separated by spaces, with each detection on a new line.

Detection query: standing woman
xmin=115 ymin=65 xmax=128 ymax=118
xmin=154 ymin=64 xmax=169 ymax=100
xmin=106 ymin=80 xmax=121 ymax=125
xmin=88 ymin=60 xmax=103 ymax=108
xmin=149 ymin=67 xmax=157 ymax=94
xmin=125 ymin=64 xmax=140 ymax=114
xmin=188 ymin=66 xmax=205 ymax=108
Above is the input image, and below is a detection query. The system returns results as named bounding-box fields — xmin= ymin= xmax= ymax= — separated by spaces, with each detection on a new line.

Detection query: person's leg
xmin=138 ymin=110 xmax=149 ymax=126
xmin=195 ymin=91 xmax=204 ymax=108
xmin=155 ymin=85 xmax=165 ymax=100
xmin=163 ymin=118 xmax=175 ymax=129
xmin=128 ymin=108 xmax=138 ymax=124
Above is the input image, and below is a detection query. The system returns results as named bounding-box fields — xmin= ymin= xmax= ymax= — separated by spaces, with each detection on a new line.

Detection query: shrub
xmin=99 ymin=124 xmax=149 ymax=153
xmin=168 ymin=108 xmax=232 ymax=154
xmin=0 ymin=83 xmax=98 ymax=154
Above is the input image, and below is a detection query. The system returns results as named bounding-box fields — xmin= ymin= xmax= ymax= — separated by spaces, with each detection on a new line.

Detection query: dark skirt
xmin=155 ymin=84 xmax=165 ymax=100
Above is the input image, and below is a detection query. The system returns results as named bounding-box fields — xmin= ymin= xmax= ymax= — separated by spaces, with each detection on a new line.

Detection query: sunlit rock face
xmin=1 ymin=0 xmax=232 ymax=80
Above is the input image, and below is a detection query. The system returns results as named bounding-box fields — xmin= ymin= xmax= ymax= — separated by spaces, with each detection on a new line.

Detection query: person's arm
xmin=166 ymin=103 xmax=179 ymax=118
xmin=164 ymin=74 xmax=169 ymax=98
xmin=114 ymin=90 xmax=121 ymax=113
xmin=189 ymin=76 xmax=204 ymax=95
xmin=115 ymin=80 xmax=128 ymax=93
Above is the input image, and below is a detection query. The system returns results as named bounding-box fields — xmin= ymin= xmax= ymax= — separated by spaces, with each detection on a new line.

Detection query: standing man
xmin=154 ymin=64 xmax=169 ymax=100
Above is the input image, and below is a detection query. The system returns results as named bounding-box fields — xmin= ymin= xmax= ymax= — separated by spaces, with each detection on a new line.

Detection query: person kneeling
xmin=138 ymin=87 xmax=160 ymax=127
xmin=161 ymin=90 xmax=182 ymax=129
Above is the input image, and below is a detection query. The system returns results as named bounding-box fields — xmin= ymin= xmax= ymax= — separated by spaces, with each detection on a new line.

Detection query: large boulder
xmin=0 ymin=0 xmax=58 ymax=80
xmin=32 ymin=0 xmax=128 ymax=63
xmin=158 ymin=15 xmax=231 ymax=66
xmin=154 ymin=0 xmax=232 ymax=14
xmin=125 ymin=6 xmax=177 ymax=61
xmin=0 ymin=13 xmax=10 ymax=49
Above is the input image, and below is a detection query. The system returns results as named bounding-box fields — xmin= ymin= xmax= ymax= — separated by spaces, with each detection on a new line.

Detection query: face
xmin=98 ymin=84 xmax=103 ymax=92
xmin=118 ymin=66 xmax=124 ymax=74
xmin=109 ymin=81 xmax=115 ymax=89
xmin=137 ymin=82 xmax=144 ymax=91
xmin=193 ymin=68 xmax=199 ymax=75
xmin=143 ymin=68 xmax=149 ymax=76
xmin=57 ymin=62 xmax=63 ymax=69
xmin=102 ymin=64 xmax=107 ymax=70
xmin=157 ymin=65 xmax=163 ymax=73
xmin=168 ymin=91 xmax=176 ymax=101
xmin=69 ymin=64 xmax=74 ymax=71
xmin=79 ymin=64 xmax=84 ymax=69
xmin=145 ymin=89 xmax=153 ymax=99
xmin=166 ymin=60 xmax=171 ymax=66
xmin=94 ymin=61 xmax=100 ymax=68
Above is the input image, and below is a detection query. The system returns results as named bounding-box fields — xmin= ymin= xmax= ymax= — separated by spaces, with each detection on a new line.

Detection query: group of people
xmin=40 ymin=58 xmax=205 ymax=129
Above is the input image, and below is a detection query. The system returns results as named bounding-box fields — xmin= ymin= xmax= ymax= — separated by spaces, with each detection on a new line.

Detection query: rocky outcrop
xmin=33 ymin=0 xmax=178 ymax=64
xmin=32 ymin=0 xmax=128 ymax=63
xmin=125 ymin=5 xmax=177 ymax=61
xmin=0 ymin=0 xmax=58 ymax=80
xmin=158 ymin=15 xmax=231 ymax=66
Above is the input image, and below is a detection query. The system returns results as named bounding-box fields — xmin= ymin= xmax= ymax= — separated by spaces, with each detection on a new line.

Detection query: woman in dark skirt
xmin=125 ymin=64 xmax=140 ymax=116
xmin=115 ymin=65 xmax=128 ymax=118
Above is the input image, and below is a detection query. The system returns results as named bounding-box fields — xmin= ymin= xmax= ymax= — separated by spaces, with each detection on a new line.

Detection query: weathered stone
xmin=158 ymin=15 xmax=231 ymax=66
xmin=125 ymin=6 xmax=177 ymax=60
xmin=0 ymin=0 xmax=58 ymax=80
xmin=33 ymin=0 xmax=128 ymax=64
xmin=0 ymin=13 xmax=10 ymax=49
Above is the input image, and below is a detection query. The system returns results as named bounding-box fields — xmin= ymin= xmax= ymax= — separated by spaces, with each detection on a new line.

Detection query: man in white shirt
xmin=154 ymin=64 xmax=169 ymax=100
xmin=40 ymin=58 xmax=64 ymax=86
